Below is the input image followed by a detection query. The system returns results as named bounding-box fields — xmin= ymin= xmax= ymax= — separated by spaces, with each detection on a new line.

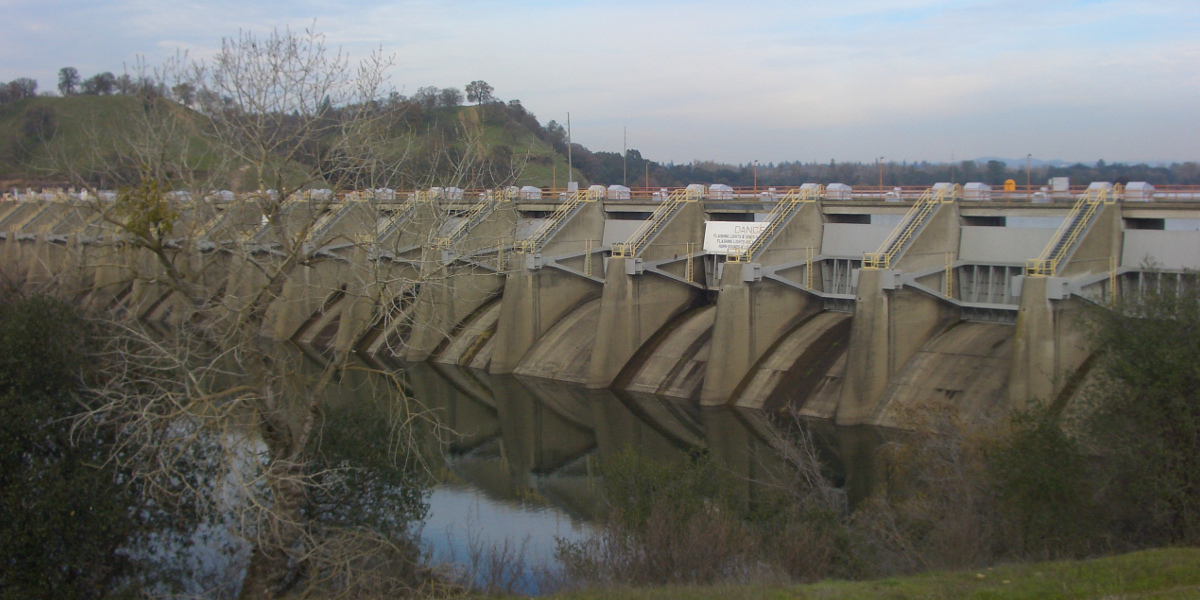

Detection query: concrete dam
xmin=4 ymin=182 xmax=1199 ymax=427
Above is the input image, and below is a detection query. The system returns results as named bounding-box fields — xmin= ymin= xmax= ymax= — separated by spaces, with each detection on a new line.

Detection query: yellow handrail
xmin=516 ymin=188 xmax=600 ymax=254
xmin=374 ymin=189 xmax=431 ymax=239
xmin=307 ymin=199 xmax=359 ymax=242
xmin=434 ymin=190 xmax=505 ymax=248
xmin=727 ymin=186 xmax=821 ymax=263
xmin=612 ymin=188 xmax=700 ymax=258
xmin=863 ymin=184 xmax=959 ymax=270
xmin=1025 ymin=185 xmax=1117 ymax=277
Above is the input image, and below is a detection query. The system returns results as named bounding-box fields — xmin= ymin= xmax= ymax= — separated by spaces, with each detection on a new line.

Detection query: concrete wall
xmin=1008 ymin=277 xmax=1091 ymax=410
xmin=10 ymin=194 xmax=1185 ymax=431
xmin=959 ymin=227 xmax=1056 ymax=263
xmin=1122 ymin=230 xmax=1200 ymax=270
xmin=822 ymin=224 xmax=894 ymax=256
xmin=757 ymin=201 xmax=824 ymax=267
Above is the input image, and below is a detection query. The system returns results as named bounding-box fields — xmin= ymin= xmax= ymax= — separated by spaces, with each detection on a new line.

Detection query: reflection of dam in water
xmin=400 ymin=361 xmax=887 ymax=515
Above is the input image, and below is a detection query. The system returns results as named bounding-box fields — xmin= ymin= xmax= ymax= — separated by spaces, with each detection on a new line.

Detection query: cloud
xmin=2 ymin=0 xmax=1196 ymax=162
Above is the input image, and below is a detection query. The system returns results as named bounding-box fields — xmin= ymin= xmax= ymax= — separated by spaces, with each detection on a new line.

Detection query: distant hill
xmin=0 ymin=95 xmax=584 ymax=190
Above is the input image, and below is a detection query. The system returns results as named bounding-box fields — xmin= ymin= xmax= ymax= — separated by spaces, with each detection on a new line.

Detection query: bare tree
xmin=37 ymin=26 xmax=502 ymax=599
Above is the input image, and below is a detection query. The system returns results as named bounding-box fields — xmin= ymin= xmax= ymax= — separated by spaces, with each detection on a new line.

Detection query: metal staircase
xmin=863 ymin=184 xmax=959 ymax=270
xmin=1025 ymin=185 xmax=1118 ymax=277
xmin=611 ymin=188 xmax=701 ymax=258
xmin=307 ymin=199 xmax=358 ymax=242
xmin=375 ymin=190 xmax=433 ymax=241
xmin=435 ymin=188 xmax=511 ymax=249
xmin=516 ymin=188 xmax=601 ymax=254
xmin=728 ymin=185 xmax=822 ymax=263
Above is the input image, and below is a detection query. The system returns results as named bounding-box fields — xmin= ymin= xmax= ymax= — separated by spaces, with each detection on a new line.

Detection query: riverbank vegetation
xmin=544 ymin=279 xmax=1200 ymax=594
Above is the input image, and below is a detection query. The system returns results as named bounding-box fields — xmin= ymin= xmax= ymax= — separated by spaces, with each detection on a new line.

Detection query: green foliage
xmin=0 ymin=292 xmax=142 ymax=599
xmin=987 ymin=404 xmax=1104 ymax=558
xmin=113 ymin=176 xmax=179 ymax=242
xmin=599 ymin=448 xmax=736 ymax=530
xmin=1082 ymin=281 xmax=1200 ymax=544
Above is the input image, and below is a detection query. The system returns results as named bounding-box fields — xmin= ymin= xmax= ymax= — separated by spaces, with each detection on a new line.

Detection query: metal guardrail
xmin=727 ymin=186 xmax=822 ymax=263
xmin=1025 ymin=185 xmax=1119 ymax=277
xmin=434 ymin=189 xmax=512 ymax=249
xmin=611 ymin=188 xmax=701 ymax=258
xmin=515 ymin=188 xmax=601 ymax=254
xmin=375 ymin=190 xmax=434 ymax=240
xmin=307 ymin=200 xmax=359 ymax=242
xmin=862 ymin=184 xmax=960 ymax=270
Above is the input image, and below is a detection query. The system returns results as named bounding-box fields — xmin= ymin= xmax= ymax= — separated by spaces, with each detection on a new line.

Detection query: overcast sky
xmin=3 ymin=0 xmax=1197 ymax=164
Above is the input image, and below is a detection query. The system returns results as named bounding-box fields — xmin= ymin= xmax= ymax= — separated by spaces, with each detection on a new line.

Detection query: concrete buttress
xmin=489 ymin=201 xmax=606 ymax=374
xmin=586 ymin=201 xmax=707 ymax=388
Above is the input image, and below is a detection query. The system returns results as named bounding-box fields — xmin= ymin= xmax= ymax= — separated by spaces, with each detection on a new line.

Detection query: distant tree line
xmin=0 ymin=77 xmax=38 ymax=105
xmin=567 ymin=153 xmax=1200 ymax=188
xmin=0 ymin=67 xmax=176 ymax=108
xmin=54 ymin=66 xmax=175 ymax=98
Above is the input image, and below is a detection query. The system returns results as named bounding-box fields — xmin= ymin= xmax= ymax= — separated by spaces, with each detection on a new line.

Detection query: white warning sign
xmin=703 ymin=221 xmax=768 ymax=255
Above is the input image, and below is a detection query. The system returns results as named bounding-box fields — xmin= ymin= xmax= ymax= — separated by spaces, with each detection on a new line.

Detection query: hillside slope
xmin=0 ymin=96 xmax=584 ymax=190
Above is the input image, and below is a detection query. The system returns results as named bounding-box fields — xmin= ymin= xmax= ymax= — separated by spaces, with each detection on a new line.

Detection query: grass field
xmin=536 ymin=548 xmax=1200 ymax=600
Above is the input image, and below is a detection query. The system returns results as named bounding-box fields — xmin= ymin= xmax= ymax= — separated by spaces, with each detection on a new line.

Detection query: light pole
xmin=753 ymin=160 xmax=759 ymax=194
xmin=878 ymin=157 xmax=885 ymax=196
xmin=1026 ymin=153 xmax=1032 ymax=200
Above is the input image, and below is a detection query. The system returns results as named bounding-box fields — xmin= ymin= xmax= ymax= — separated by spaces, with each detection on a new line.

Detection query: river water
xmin=364 ymin=360 xmax=891 ymax=594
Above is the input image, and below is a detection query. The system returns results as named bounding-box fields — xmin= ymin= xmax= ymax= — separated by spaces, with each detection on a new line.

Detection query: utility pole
xmin=878 ymin=157 xmax=885 ymax=196
xmin=623 ymin=126 xmax=627 ymax=186
xmin=1026 ymin=153 xmax=1032 ymax=200
xmin=753 ymin=160 xmax=759 ymax=194
xmin=567 ymin=112 xmax=573 ymax=187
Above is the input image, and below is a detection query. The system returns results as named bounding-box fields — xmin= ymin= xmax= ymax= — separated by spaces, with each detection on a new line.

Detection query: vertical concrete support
xmin=266 ymin=258 xmax=347 ymax=341
xmin=835 ymin=269 xmax=958 ymax=425
xmin=585 ymin=257 xmax=702 ymax=388
xmin=26 ymin=235 xmax=57 ymax=288
xmin=404 ymin=203 xmax=518 ymax=360
xmin=700 ymin=201 xmax=825 ymax=406
xmin=585 ymin=201 xmax=707 ymax=388
xmin=84 ymin=243 xmax=134 ymax=310
xmin=0 ymin=232 xmax=21 ymax=283
xmin=489 ymin=266 xmax=601 ymax=374
xmin=489 ymin=201 xmax=606 ymax=374
xmin=1007 ymin=277 xmax=1090 ymax=409
xmin=405 ymin=265 xmax=504 ymax=361
xmin=700 ymin=265 xmax=823 ymax=406
xmin=332 ymin=251 xmax=377 ymax=354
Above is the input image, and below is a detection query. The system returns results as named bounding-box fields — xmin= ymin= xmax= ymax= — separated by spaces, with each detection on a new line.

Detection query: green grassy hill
xmin=0 ymin=96 xmax=584 ymax=190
